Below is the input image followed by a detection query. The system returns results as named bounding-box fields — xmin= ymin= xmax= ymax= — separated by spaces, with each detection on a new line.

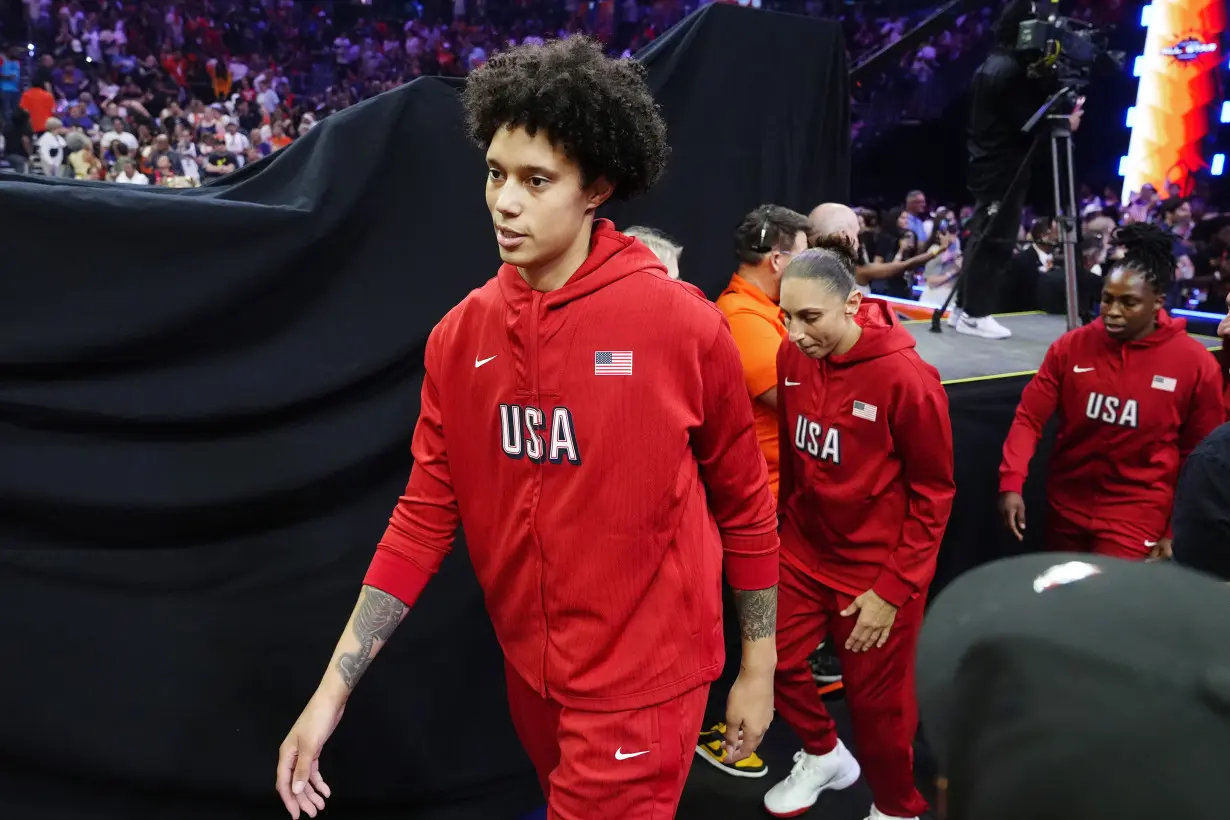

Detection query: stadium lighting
xmin=1140 ymin=5 xmax=1153 ymax=27
xmin=1212 ymin=154 xmax=1226 ymax=176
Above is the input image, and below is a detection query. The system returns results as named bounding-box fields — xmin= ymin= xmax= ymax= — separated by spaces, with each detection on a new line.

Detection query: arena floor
xmin=900 ymin=310 xmax=1223 ymax=384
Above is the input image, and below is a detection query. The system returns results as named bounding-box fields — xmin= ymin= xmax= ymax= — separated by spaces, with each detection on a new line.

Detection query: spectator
xmin=114 ymin=157 xmax=149 ymax=185
xmin=2 ymin=106 xmax=34 ymax=173
xmin=199 ymin=135 xmax=237 ymax=179
xmin=0 ymin=47 xmax=21 ymax=122
xmin=35 ymin=116 xmax=67 ymax=176
xmin=19 ymin=77 xmax=55 ymax=134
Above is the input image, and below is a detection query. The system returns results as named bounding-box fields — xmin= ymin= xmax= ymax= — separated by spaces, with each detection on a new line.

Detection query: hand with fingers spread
xmin=841 ymin=589 xmax=897 ymax=653
xmin=276 ymin=693 xmax=345 ymax=819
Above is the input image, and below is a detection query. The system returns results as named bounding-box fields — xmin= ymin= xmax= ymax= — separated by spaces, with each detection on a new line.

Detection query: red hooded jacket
xmin=1000 ymin=312 xmax=1224 ymax=538
xmin=776 ymin=299 xmax=955 ymax=608
xmin=363 ymin=221 xmax=779 ymax=711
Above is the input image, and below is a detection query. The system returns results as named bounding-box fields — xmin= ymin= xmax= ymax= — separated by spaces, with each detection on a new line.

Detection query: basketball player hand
xmin=998 ymin=492 xmax=1026 ymax=542
xmin=723 ymin=668 xmax=774 ymax=764
xmin=841 ymin=590 xmax=897 ymax=653
xmin=276 ymin=692 xmax=345 ymax=819
xmin=1147 ymin=537 xmax=1173 ymax=562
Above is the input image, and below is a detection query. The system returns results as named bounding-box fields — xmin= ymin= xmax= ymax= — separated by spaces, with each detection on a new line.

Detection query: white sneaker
xmin=955 ymin=314 xmax=1012 ymax=340
xmin=864 ymin=806 xmax=919 ymax=820
xmin=763 ymin=742 xmax=861 ymax=817
xmin=947 ymin=306 xmax=962 ymax=328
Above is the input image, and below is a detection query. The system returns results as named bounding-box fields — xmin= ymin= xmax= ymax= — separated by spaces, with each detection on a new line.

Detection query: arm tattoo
xmin=733 ymin=586 xmax=778 ymax=641
xmin=336 ymin=587 xmax=407 ymax=691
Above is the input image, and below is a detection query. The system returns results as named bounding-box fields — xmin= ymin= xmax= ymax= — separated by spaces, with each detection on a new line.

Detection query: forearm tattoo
xmin=336 ymin=587 xmax=407 ymax=690
xmin=733 ymin=585 xmax=778 ymax=641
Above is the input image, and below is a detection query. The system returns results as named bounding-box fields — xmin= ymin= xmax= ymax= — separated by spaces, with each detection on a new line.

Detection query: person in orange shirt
xmin=716 ymin=204 xmax=811 ymax=499
xmin=691 ymin=206 xmax=811 ymax=781
xmin=19 ymin=78 xmax=55 ymax=134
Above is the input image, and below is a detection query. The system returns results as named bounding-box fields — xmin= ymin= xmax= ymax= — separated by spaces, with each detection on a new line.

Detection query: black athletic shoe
xmin=808 ymin=641 xmax=843 ymax=684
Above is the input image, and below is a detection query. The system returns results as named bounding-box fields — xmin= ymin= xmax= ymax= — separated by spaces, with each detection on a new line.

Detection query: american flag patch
xmin=852 ymin=401 xmax=878 ymax=422
xmin=594 ymin=350 xmax=633 ymax=376
xmin=1151 ymin=375 xmax=1177 ymax=393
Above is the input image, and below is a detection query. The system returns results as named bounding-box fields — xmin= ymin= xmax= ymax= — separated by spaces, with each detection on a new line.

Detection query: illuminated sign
xmin=1161 ymin=39 xmax=1218 ymax=60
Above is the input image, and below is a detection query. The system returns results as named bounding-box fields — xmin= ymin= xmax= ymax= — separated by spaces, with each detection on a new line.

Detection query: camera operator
xmin=952 ymin=0 xmax=1084 ymax=341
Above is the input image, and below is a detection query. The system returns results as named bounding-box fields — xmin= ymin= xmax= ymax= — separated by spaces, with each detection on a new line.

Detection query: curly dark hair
xmin=461 ymin=36 xmax=668 ymax=200
xmin=1111 ymin=223 xmax=1176 ymax=296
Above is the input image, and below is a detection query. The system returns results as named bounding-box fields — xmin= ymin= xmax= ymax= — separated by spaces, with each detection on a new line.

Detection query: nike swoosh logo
xmin=475 ymin=355 xmax=497 ymax=368
xmin=784 ymin=379 xmax=801 ymax=387
xmin=1144 ymin=540 xmax=1158 ymax=547
xmin=1073 ymin=366 xmax=1094 ymax=373
xmin=614 ymin=748 xmax=649 ymax=761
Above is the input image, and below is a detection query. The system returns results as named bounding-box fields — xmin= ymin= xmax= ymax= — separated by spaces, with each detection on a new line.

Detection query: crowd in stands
xmin=2 ymin=0 xmax=1222 ymax=320
xmin=0 ymin=0 xmax=1029 ymax=184
xmin=853 ymin=183 xmax=1229 ymax=318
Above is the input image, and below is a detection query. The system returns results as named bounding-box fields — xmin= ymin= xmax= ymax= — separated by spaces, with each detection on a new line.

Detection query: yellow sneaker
xmin=694 ymin=723 xmax=768 ymax=778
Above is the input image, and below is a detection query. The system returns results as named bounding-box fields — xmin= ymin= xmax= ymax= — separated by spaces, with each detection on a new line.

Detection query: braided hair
xmin=1109 ymin=223 xmax=1175 ymax=297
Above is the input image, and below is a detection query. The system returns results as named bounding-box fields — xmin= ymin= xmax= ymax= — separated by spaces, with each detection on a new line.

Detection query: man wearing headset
xmin=696 ymin=205 xmax=811 ymax=779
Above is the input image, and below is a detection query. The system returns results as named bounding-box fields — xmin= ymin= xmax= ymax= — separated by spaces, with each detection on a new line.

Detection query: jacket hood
xmin=827 ymin=298 xmax=916 ymax=365
xmin=497 ymin=219 xmax=666 ymax=309
xmin=1093 ymin=309 xmax=1187 ymax=350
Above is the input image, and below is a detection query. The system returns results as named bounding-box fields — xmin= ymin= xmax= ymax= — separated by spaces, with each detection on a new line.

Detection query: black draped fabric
xmin=605 ymin=6 xmax=850 ymax=295
xmin=0 ymin=5 xmax=848 ymax=820
xmin=932 ymin=377 xmax=1056 ymax=596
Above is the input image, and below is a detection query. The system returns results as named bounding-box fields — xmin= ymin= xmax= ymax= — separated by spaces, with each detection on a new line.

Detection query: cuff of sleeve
xmin=362 ymin=546 xmax=434 ymax=608
xmin=872 ymin=570 xmax=916 ymax=609
xmin=724 ymin=536 xmax=780 ymax=591
xmin=999 ymin=474 xmax=1026 ymax=495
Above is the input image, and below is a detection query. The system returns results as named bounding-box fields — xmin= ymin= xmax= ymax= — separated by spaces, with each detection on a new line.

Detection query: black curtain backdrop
xmin=0 ymin=6 xmax=848 ymax=820
xmin=933 ymin=377 xmax=1056 ymax=596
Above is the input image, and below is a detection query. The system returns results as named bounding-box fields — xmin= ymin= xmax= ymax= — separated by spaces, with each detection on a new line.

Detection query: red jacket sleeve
xmin=999 ymin=339 xmax=1065 ymax=494
xmin=776 ymin=342 xmax=795 ymax=514
xmin=693 ymin=318 xmax=780 ymax=591
xmin=1165 ymin=350 xmax=1227 ymax=539
xmin=1217 ymin=346 xmax=1230 ymax=422
xmin=362 ymin=331 xmax=461 ymax=606
xmin=872 ymin=366 xmax=955 ymax=607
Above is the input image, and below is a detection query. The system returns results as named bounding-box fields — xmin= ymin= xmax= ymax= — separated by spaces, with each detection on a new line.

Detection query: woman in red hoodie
xmin=998 ymin=224 xmax=1224 ymax=560
xmin=762 ymin=238 xmax=955 ymax=820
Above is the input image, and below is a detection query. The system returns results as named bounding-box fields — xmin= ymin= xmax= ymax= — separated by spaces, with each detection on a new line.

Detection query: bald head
xmin=808 ymin=204 xmax=861 ymax=252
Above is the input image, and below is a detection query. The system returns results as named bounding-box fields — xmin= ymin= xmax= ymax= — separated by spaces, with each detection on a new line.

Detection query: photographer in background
xmin=951 ymin=0 xmax=1083 ymax=341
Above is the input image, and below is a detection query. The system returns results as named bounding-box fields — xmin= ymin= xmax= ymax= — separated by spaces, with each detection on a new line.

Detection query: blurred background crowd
xmin=1 ymin=0 xmax=1224 ymax=318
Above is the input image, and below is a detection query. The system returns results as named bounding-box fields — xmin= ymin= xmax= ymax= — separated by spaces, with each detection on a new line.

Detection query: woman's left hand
xmin=841 ymin=590 xmax=898 ymax=653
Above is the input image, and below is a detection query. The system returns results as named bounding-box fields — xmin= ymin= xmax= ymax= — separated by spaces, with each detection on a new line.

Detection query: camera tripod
xmin=931 ymin=87 xmax=1084 ymax=334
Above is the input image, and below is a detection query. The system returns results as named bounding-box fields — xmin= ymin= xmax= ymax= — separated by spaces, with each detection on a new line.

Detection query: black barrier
xmin=0 ymin=5 xmax=849 ymax=819
xmin=933 ymin=376 xmax=1056 ymax=596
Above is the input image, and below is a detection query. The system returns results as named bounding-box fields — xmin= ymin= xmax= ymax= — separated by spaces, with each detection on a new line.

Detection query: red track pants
xmin=773 ymin=555 xmax=929 ymax=819
xmin=504 ymin=661 xmax=709 ymax=820
xmin=1045 ymin=504 xmax=1163 ymax=560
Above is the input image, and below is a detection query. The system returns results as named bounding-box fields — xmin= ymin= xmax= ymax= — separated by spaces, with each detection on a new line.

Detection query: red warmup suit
xmin=1217 ymin=345 xmax=1230 ymax=418
xmin=363 ymin=220 xmax=780 ymax=819
xmin=1000 ymin=312 xmax=1224 ymax=558
xmin=775 ymin=299 xmax=955 ymax=820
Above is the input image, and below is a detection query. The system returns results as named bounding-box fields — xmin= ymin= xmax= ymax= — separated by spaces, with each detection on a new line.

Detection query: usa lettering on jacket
xmin=499 ymin=403 xmax=581 ymax=463
xmin=792 ymin=413 xmax=841 ymax=464
xmin=1083 ymin=393 xmax=1138 ymax=428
